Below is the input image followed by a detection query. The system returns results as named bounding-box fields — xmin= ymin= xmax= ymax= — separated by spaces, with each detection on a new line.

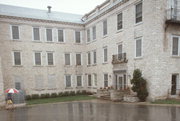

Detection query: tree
xmin=131 ymin=69 xmax=148 ymax=102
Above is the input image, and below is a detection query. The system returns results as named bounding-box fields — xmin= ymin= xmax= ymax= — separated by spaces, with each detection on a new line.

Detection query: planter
xmin=123 ymin=95 xmax=139 ymax=102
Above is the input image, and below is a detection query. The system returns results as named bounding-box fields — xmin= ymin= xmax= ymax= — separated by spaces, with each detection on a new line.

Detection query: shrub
xmin=131 ymin=69 xmax=149 ymax=102
xmin=31 ymin=94 xmax=40 ymax=99
xmin=51 ymin=93 xmax=58 ymax=98
xmin=40 ymin=94 xmax=46 ymax=99
xmin=76 ymin=90 xmax=81 ymax=95
xmin=58 ymin=92 xmax=63 ymax=97
xmin=69 ymin=91 xmax=75 ymax=96
xmin=44 ymin=93 xmax=50 ymax=98
xmin=25 ymin=95 xmax=32 ymax=100
xmin=81 ymin=90 xmax=87 ymax=95
xmin=62 ymin=91 xmax=69 ymax=96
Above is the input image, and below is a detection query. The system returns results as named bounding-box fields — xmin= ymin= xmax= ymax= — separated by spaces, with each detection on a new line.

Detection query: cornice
xmin=0 ymin=15 xmax=84 ymax=27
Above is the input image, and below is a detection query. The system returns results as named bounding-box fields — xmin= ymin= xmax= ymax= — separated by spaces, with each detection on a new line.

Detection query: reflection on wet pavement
xmin=0 ymin=100 xmax=180 ymax=121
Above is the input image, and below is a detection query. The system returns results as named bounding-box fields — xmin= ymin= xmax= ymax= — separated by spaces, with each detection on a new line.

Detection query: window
xmin=117 ymin=13 xmax=123 ymax=30
xmin=75 ymin=31 xmax=81 ymax=43
xmin=11 ymin=25 xmax=19 ymax=40
xmin=93 ymin=50 xmax=97 ymax=64
xmin=46 ymin=28 xmax=53 ymax=42
xmin=34 ymin=52 xmax=42 ymax=65
xmin=103 ymin=19 xmax=107 ymax=36
xmin=104 ymin=74 xmax=108 ymax=88
xmin=65 ymin=75 xmax=71 ymax=87
xmin=58 ymin=29 xmax=64 ymax=42
xmin=87 ymin=29 xmax=90 ymax=42
xmin=33 ymin=27 xmax=40 ymax=41
xmin=87 ymin=52 xmax=91 ymax=65
xmin=65 ymin=53 xmax=71 ymax=65
xmin=103 ymin=47 xmax=108 ymax=63
xmin=93 ymin=74 xmax=97 ymax=86
xmin=88 ymin=75 xmax=92 ymax=86
xmin=118 ymin=44 xmax=123 ymax=54
xmin=77 ymin=75 xmax=82 ymax=87
xmin=47 ymin=52 xmax=54 ymax=65
xmin=135 ymin=38 xmax=142 ymax=57
xmin=15 ymin=82 xmax=21 ymax=90
xmin=135 ymin=2 xmax=142 ymax=23
xmin=92 ymin=26 xmax=96 ymax=40
xmin=76 ymin=53 xmax=81 ymax=65
xmin=13 ymin=51 xmax=21 ymax=65
xmin=172 ymin=36 xmax=180 ymax=56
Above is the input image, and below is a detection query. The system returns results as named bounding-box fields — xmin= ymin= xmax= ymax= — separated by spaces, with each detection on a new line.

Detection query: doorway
xmin=171 ymin=74 xmax=179 ymax=95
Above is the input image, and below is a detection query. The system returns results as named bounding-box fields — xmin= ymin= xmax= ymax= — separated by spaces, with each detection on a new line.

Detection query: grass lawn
xmin=26 ymin=95 xmax=96 ymax=105
xmin=152 ymin=99 xmax=180 ymax=105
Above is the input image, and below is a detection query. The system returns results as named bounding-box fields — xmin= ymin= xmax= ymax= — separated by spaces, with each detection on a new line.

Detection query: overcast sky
xmin=0 ymin=0 xmax=106 ymax=15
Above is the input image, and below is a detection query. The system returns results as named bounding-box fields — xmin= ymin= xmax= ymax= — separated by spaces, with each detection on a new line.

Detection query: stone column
xmin=0 ymin=57 xmax=5 ymax=106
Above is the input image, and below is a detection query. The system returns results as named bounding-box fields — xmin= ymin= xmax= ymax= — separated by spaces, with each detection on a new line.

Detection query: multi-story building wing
xmin=0 ymin=0 xmax=180 ymax=103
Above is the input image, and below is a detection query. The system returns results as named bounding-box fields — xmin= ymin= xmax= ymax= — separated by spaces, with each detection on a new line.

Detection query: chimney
xmin=47 ymin=6 xmax=52 ymax=13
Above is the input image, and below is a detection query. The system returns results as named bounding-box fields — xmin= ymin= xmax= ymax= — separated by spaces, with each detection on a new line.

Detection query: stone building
xmin=0 ymin=0 xmax=180 ymax=102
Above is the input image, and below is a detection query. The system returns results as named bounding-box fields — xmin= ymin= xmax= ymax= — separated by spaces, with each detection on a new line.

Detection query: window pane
xmin=88 ymin=52 xmax=91 ymax=65
xmin=87 ymin=29 xmax=90 ymax=42
xmin=172 ymin=37 xmax=179 ymax=55
xmin=136 ymin=2 xmax=142 ymax=23
xmin=33 ymin=28 xmax=40 ymax=40
xmin=93 ymin=26 xmax=96 ymax=40
xmin=118 ymin=44 xmax=122 ymax=54
xmin=75 ymin=31 xmax=81 ymax=43
xmin=46 ymin=29 xmax=53 ymax=41
xmin=117 ymin=13 xmax=123 ymax=30
xmin=88 ymin=75 xmax=91 ymax=86
xmin=93 ymin=51 xmax=96 ymax=64
xmin=15 ymin=82 xmax=21 ymax=90
xmin=103 ymin=20 xmax=107 ymax=36
xmin=14 ymin=52 xmax=21 ymax=65
xmin=12 ymin=26 xmax=19 ymax=39
xmin=104 ymin=48 xmax=108 ymax=62
xmin=58 ymin=30 xmax=64 ymax=42
xmin=76 ymin=54 xmax=81 ymax=65
xmin=104 ymin=74 xmax=108 ymax=87
xmin=35 ymin=52 xmax=41 ymax=65
xmin=77 ymin=76 xmax=82 ymax=87
xmin=94 ymin=74 xmax=97 ymax=86
xmin=65 ymin=54 xmax=70 ymax=65
xmin=66 ymin=75 xmax=71 ymax=87
xmin=136 ymin=39 xmax=142 ymax=57
xmin=47 ymin=53 xmax=54 ymax=65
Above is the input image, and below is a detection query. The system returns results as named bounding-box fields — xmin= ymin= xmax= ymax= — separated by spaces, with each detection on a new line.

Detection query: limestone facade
xmin=0 ymin=0 xmax=180 ymax=101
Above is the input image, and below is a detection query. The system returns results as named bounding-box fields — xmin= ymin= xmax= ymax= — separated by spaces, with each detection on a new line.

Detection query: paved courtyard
xmin=0 ymin=100 xmax=180 ymax=121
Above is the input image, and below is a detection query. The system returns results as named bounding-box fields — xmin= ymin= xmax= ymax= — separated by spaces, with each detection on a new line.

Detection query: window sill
xmin=56 ymin=42 xmax=65 ymax=44
xmin=116 ymin=29 xmax=123 ymax=33
xmin=134 ymin=22 xmax=143 ymax=27
xmin=64 ymin=65 xmax=72 ymax=67
xmin=102 ymin=35 xmax=108 ymax=39
xmin=45 ymin=41 xmax=54 ymax=43
xmin=13 ymin=65 xmax=23 ymax=67
xmin=92 ymin=64 xmax=97 ymax=66
xmin=46 ymin=65 xmax=55 ymax=67
xmin=65 ymin=87 xmax=73 ymax=89
xmin=134 ymin=57 xmax=143 ymax=60
xmin=171 ymin=55 xmax=180 ymax=58
xmin=102 ymin=62 xmax=108 ymax=65
xmin=76 ymin=86 xmax=83 ymax=89
xmin=33 ymin=65 xmax=43 ymax=67
xmin=74 ymin=42 xmax=82 ymax=45
xmin=87 ymin=65 xmax=91 ymax=67
xmin=75 ymin=65 xmax=83 ymax=67
xmin=32 ymin=40 xmax=42 ymax=43
xmin=12 ymin=39 xmax=21 ymax=42
xmin=47 ymin=88 xmax=57 ymax=90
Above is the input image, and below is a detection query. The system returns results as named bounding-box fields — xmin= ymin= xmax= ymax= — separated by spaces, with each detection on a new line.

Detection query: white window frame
xmin=46 ymin=51 xmax=55 ymax=66
xmin=76 ymin=75 xmax=83 ymax=87
xmin=46 ymin=28 xmax=54 ymax=42
xmin=171 ymin=35 xmax=180 ymax=56
xmin=64 ymin=53 xmax=71 ymax=66
xmin=87 ymin=52 xmax=91 ymax=65
xmin=93 ymin=50 xmax=97 ymax=65
xmin=76 ymin=53 xmax=82 ymax=66
xmin=104 ymin=73 xmax=109 ymax=88
xmin=87 ymin=74 xmax=92 ymax=87
xmin=135 ymin=37 xmax=143 ymax=58
xmin=64 ymin=75 xmax=72 ymax=88
xmin=117 ymin=12 xmax=123 ymax=31
xmin=74 ymin=30 xmax=82 ymax=43
xmin=32 ymin=27 xmax=41 ymax=41
xmin=57 ymin=29 xmax=65 ymax=43
xmin=135 ymin=1 xmax=143 ymax=24
xmin=33 ymin=51 xmax=42 ymax=66
xmin=12 ymin=51 xmax=22 ymax=66
xmin=103 ymin=47 xmax=108 ymax=63
xmin=10 ymin=25 xmax=20 ymax=40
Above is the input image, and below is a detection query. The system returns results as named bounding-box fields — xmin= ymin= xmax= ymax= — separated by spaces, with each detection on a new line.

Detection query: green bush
xmin=25 ymin=95 xmax=32 ymax=100
xmin=62 ymin=91 xmax=69 ymax=96
xmin=51 ymin=93 xmax=58 ymax=98
xmin=58 ymin=92 xmax=63 ymax=97
xmin=40 ymin=94 xmax=46 ymax=99
xmin=69 ymin=91 xmax=75 ymax=96
xmin=81 ymin=90 xmax=87 ymax=95
xmin=131 ymin=69 xmax=149 ymax=102
xmin=44 ymin=93 xmax=50 ymax=98
xmin=31 ymin=94 xmax=40 ymax=99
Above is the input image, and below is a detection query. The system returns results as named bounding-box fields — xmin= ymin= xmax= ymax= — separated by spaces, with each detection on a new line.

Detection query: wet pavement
xmin=0 ymin=100 xmax=180 ymax=121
